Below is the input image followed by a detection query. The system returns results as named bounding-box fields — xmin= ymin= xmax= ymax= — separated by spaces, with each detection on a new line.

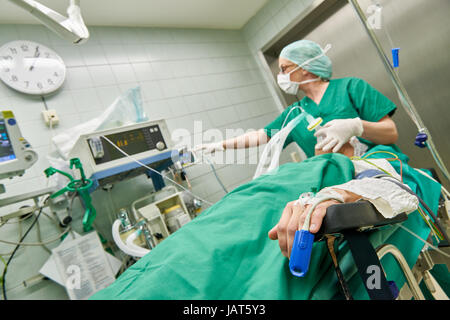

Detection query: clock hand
xmin=29 ymin=46 xmax=40 ymax=71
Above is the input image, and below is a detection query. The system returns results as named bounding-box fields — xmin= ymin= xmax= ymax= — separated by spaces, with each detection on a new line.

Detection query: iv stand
xmin=347 ymin=0 xmax=450 ymax=184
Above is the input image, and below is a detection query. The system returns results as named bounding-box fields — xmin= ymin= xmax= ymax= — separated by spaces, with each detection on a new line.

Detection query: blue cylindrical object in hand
xmin=289 ymin=230 xmax=315 ymax=277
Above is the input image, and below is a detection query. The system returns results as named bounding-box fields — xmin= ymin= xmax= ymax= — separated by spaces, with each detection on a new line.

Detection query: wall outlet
xmin=42 ymin=109 xmax=59 ymax=127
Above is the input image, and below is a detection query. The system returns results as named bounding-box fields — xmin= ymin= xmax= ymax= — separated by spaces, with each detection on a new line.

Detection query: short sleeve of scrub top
xmin=263 ymin=102 xmax=302 ymax=147
xmin=347 ymin=77 xmax=397 ymax=122
xmin=263 ymin=77 xmax=397 ymax=158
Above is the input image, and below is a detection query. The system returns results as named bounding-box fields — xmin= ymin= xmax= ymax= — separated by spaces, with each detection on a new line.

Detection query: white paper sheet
xmin=40 ymin=231 xmax=122 ymax=299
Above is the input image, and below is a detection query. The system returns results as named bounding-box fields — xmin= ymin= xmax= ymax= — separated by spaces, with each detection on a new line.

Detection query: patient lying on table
xmin=91 ymin=140 xmax=440 ymax=300
xmin=269 ymin=141 xmax=419 ymax=259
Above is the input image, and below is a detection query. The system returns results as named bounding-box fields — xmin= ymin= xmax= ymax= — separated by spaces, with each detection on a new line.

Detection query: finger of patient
xmin=287 ymin=202 xmax=304 ymax=257
xmin=298 ymin=204 xmax=311 ymax=230
xmin=278 ymin=201 xmax=295 ymax=227
xmin=309 ymin=201 xmax=339 ymax=233
xmin=277 ymin=203 xmax=295 ymax=257
xmin=268 ymin=224 xmax=278 ymax=240
xmin=309 ymin=206 xmax=327 ymax=233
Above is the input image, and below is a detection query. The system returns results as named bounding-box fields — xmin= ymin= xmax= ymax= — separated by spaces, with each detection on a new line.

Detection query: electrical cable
xmin=414 ymin=168 xmax=450 ymax=199
xmin=0 ymin=229 xmax=71 ymax=247
xmin=209 ymin=163 xmax=228 ymax=194
xmin=1 ymin=197 xmax=47 ymax=300
xmin=358 ymin=151 xmax=404 ymax=182
xmin=44 ymin=96 xmax=58 ymax=189
xmin=0 ymin=214 xmax=36 ymax=226
xmin=41 ymin=211 xmax=59 ymax=226
xmin=349 ymin=153 xmax=449 ymax=245
xmin=373 ymin=174 xmax=450 ymax=244
xmin=0 ymin=255 xmax=5 ymax=291
xmin=0 ymin=197 xmax=72 ymax=248
xmin=204 ymin=158 xmax=228 ymax=194
xmin=18 ymin=219 xmax=23 ymax=240
xmin=398 ymin=224 xmax=450 ymax=259
xmin=190 ymin=150 xmax=229 ymax=194
xmin=417 ymin=207 xmax=442 ymax=242
xmin=0 ymin=229 xmax=75 ymax=247
xmin=35 ymin=216 xmax=52 ymax=254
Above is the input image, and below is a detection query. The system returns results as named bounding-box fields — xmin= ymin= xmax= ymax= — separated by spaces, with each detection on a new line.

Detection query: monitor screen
xmin=0 ymin=120 xmax=16 ymax=163
xmin=89 ymin=125 xmax=166 ymax=165
xmin=104 ymin=128 xmax=149 ymax=161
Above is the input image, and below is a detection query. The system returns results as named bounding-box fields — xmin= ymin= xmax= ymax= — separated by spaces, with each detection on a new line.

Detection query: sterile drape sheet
xmin=91 ymin=145 xmax=443 ymax=300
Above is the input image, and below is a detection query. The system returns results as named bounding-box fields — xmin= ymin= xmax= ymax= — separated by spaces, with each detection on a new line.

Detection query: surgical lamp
xmin=8 ymin=0 xmax=89 ymax=44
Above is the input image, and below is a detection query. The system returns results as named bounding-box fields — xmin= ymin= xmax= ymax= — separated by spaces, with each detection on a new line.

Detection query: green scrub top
xmin=264 ymin=77 xmax=397 ymax=158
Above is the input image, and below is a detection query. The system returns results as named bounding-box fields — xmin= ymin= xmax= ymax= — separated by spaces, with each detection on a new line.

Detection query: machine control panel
xmin=88 ymin=124 xmax=168 ymax=165
xmin=68 ymin=119 xmax=174 ymax=184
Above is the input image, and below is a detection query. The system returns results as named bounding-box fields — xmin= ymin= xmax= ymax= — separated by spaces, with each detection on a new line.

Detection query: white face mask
xmin=277 ymin=67 xmax=320 ymax=95
xmin=277 ymin=44 xmax=332 ymax=95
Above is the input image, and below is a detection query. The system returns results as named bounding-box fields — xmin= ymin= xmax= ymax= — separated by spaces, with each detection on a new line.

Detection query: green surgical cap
xmin=280 ymin=40 xmax=332 ymax=80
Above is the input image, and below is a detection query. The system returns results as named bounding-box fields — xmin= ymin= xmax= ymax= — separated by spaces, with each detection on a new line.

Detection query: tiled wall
xmin=243 ymin=0 xmax=313 ymax=53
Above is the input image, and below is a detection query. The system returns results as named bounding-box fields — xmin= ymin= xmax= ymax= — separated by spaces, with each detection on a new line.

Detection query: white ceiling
xmin=0 ymin=0 xmax=270 ymax=30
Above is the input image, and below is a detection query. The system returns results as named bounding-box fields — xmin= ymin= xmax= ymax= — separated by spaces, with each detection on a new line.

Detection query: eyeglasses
xmin=279 ymin=64 xmax=298 ymax=74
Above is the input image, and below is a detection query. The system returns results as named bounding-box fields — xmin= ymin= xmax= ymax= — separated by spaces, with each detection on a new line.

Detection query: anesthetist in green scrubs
xmin=194 ymin=39 xmax=398 ymax=158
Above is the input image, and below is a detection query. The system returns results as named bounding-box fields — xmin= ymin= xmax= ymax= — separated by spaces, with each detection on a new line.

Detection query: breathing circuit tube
xmin=112 ymin=220 xmax=149 ymax=258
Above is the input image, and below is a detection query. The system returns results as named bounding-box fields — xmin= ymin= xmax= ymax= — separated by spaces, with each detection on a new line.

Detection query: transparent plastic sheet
xmin=46 ymin=86 xmax=148 ymax=190
xmin=253 ymin=113 xmax=307 ymax=179
xmin=51 ymin=86 xmax=148 ymax=160
xmin=46 ymin=154 xmax=73 ymax=191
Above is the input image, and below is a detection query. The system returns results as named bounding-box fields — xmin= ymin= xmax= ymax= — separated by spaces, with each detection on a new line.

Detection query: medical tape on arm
xmin=327 ymin=177 xmax=419 ymax=219
xmin=301 ymin=189 xmax=345 ymax=231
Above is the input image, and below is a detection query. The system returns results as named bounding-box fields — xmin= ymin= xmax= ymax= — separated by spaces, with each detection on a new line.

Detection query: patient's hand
xmin=268 ymin=199 xmax=339 ymax=258
xmin=268 ymin=189 xmax=361 ymax=258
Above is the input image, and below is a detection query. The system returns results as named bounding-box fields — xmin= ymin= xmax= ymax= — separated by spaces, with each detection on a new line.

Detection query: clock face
xmin=0 ymin=40 xmax=66 ymax=95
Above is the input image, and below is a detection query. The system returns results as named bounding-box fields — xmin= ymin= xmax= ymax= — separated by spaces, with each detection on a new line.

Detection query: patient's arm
xmin=268 ymin=188 xmax=361 ymax=258
xmin=269 ymin=176 xmax=419 ymax=258
xmin=268 ymin=143 xmax=357 ymax=259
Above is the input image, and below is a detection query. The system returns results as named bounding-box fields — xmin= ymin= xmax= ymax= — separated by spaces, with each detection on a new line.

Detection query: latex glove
xmin=314 ymin=118 xmax=364 ymax=153
xmin=192 ymin=142 xmax=224 ymax=155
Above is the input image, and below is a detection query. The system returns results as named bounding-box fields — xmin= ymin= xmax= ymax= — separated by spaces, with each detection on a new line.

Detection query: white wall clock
xmin=0 ymin=40 xmax=66 ymax=96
